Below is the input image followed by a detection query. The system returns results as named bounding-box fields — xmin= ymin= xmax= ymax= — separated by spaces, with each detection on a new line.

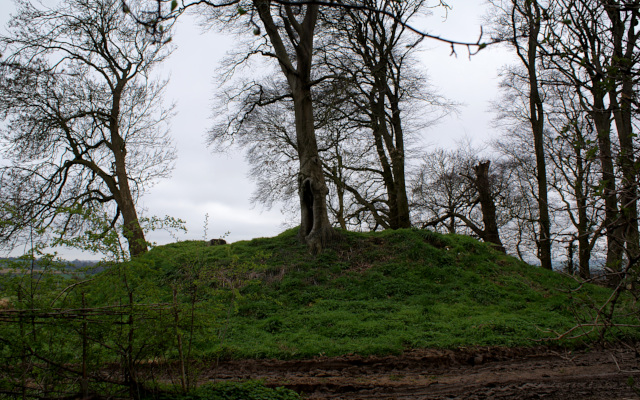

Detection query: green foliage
xmin=52 ymin=206 xmax=130 ymax=261
xmin=0 ymin=235 xmax=235 ymax=397
xmin=0 ymin=254 xmax=103 ymax=396
xmin=1 ymin=227 xmax=637 ymax=399
xmin=52 ymin=207 xmax=187 ymax=262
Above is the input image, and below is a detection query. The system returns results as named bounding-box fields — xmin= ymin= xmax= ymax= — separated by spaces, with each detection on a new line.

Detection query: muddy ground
xmin=201 ymin=346 xmax=640 ymax=399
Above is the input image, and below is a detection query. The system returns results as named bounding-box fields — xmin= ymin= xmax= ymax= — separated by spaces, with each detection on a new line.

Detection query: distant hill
xmin=0 ymin=257 xmax=99 ymax=272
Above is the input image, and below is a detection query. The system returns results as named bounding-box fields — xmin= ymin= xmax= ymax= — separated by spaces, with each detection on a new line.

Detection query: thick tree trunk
xmin=113 ymin=154 xmax=147 ymax=257
xmin=370 ymin=96 xmax=400 ymax=228
xmin=519 ymin=1 xmax=552 ymax=269
xmin=254 ymin=0 xmax=334 ymax=252
xmin=578 ymin=232 xmax=591 ymax=279
xmin=592 ymin=97 xmax=623 ymax=276
xmin=120 ymin=198 xmax=147 ymax=258
xmin=608 ymin=5 xmax=640 ymax=261
xmin=447 ymin=206 xmax=456 ymax=234
xmin=111 ymin=83 xmax=147 ymax=258
xmin=473 ymin=161 xmax=506 ymax=253
xmin=530 ymin=97 xmax=553 ymax=270
xmin=388 ymin=93 xmax=411 ymax=229
xmin=612 ymin=93 xmax=640 ymax=261
xmin=295 ymin=89 xmax=334 ymax=253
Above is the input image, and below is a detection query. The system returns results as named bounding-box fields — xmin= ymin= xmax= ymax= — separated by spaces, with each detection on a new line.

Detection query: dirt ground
xmin=202 ymin=346 xmax=640 ymax=399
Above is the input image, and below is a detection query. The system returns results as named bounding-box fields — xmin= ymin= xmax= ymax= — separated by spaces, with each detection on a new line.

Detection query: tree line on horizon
xmin=0 ymin=0 xmax=638 ymax=283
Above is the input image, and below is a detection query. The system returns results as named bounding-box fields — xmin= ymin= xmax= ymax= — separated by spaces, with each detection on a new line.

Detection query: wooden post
xmin=81 ymin=292 xmax=88 ymax=397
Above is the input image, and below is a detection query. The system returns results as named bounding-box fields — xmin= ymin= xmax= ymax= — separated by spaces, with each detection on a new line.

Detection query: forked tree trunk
xmin=345 ymin=5 xmax=411 ymax=230
xmin=367 ymin=61 xmax=410 ymax=230
xmin=295 ymin=89 xmax=334 ymax=253
xmin=388 ymin=92 xmax=411 ymax=229
xmin=515 ymin=0 xmax=552 ymax=269
xmin=255 ymin=0 xmax=335 ymax=252
xmin=592 ymin=96 xmax=623 ymax=276
xmin=370 ymin=87 xmax=411 ymax=230
xmin=370 ymin=99 xmax=400 ymax=228
xmin=473 ymin=161 xmax=506 ymax=253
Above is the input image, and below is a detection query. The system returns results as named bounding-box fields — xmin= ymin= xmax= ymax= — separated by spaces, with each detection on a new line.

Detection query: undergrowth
xmin=1 ymin=227 xmax=637 ymax=399
xmin=139 ymin=228 xmax=638 ymax=359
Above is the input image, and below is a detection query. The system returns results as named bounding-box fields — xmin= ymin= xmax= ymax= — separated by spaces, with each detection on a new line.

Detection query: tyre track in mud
xmin=202 ymin=346 xmax=640 ymax=399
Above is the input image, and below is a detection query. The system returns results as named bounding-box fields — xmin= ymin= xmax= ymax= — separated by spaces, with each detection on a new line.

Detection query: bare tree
xmin=211 ymin=74 xmax=396 ymax=232
xmin=541 ymin=0 xmax=640 ymax=277
xmin=545 ymin=82 xmax=605 ymax=278
xmin=490 ymin=1 xmax=628 ymax=274
xmin=130 ymin=0 xmax=485 ymax=252
xmin=411 ymin=148 xmax=477 ymax=234
xmin=320 ymin=0 xmax=436 ymax=230
xmin=492 ymin=69 xmax=609 ymax=273
xmin=602 ymin=0 xmax=640 ymax=261
xmin=0 ymin=0 xmax=175 ymax=257
xmin=492 ymin=132 xmax=555 ymax=262
xmin=211 ymin=0 xmax=453 ymax=233
xmin=489 ymin=0 xmax=553 ymax=269
xmin=412 ymin=147 xmax=513 ymax=253
xmin=197 ymin=0 xmax=335 ymax=252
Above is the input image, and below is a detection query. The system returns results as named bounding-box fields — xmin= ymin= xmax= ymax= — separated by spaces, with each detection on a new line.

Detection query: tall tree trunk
xmin=111 ymin=83 xmax=147 ymax=258
xmin=370 ymin=91 xmax=400 ymax=228
xmin=295 ymin=88 xmax=334 ymax=252
xmin=519 ymin=1 xmax=552 ymax=269
xmin=347 ymin=6 xmax=411 ymax=231
xmin=255 ymin=0 xmax=334 ymax=252
xmin=120 ymin=198 xmax=147 ymax=258
xmin=369 ymin=81 xmax=411 ymax=230
xmin=574 ymin=144 xmax=591 ymax=279
xmin=591 ymin=95 xmax=623 ymax=274
xmin=607 ymin=3 xmax=640 ymax=261
xmin=388 ymin=92 xmax=411 ymax=229
xmin=611 ymin=92 xmax=639 ymax=260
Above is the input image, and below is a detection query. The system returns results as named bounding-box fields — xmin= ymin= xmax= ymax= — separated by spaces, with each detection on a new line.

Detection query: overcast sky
xmin=1 ymin=1 xmax=515 ymax=260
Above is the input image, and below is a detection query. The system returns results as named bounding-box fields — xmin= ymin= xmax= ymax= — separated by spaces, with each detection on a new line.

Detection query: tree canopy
xmin=0 ymin=0 xmax=176 ymax=258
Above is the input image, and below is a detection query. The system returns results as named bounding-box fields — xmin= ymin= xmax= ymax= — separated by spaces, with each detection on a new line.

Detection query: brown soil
xmin=201 ymin=346 xmax=640 ymax=399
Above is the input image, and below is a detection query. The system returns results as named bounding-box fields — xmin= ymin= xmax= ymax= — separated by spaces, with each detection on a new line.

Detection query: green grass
xmin=122 ymin=227 xmax=636 ymax=359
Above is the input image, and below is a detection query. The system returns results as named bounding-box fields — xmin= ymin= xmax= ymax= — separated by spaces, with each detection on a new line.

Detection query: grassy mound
xmin=129 ymin=228 xmax=636 ymax=359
